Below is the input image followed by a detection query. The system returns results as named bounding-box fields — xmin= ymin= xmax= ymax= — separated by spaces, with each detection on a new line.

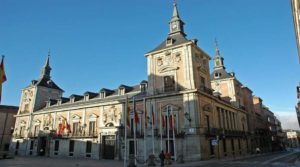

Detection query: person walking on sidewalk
xmin=159 ymin=150 xmax=165 ymax=167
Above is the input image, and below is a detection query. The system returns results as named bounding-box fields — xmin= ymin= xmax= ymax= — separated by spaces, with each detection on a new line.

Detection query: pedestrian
xmin=256 ymin=147 xmax=260 ymax=154
xmin=159 ymin=150 xmax=165 ymax=167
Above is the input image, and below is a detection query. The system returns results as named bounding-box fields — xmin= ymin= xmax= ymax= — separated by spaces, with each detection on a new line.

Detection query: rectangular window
xmin=86 ymin=141 xmax=92 ymax=154
xmin=73 ymin=122 xmax=79 ymax=136
xmin=89 ymin=121 xmax=96 ymax=136
xmin=210 ymin=139 xmax=215 ymax=155
xmin=231 ymin=139 xmax=235 ymax=155
xmin=69 ymin=140 xmax=74 ymax=156
xmin=54 ymin=140 xmax=59 ymax=151
xmin=200 ymin=76 xmax=205 ymax=87
xmin=54 ymin=140 xmax=59 ymax=155
xmin=229 ymin=112 xmax=233 ymax=130
xmin=34 ymin=125 xmax=40 ymax=137
xmin=20 ymin=126 xmax=25 ymax=137
xmin=217 ymin=107 xmax=222 ymax=128
xmin=223 ymin=139 xmax=227 ymax=156
xmin=164 ymin=76 xmax=175 ymax=92
xmin=129 ymin=141 xmax=135 ymax=155
xmin=233 ymin=114 xmax=236 ymax=130
xmin=206 ymin=115 xmax=210 ymax=133
xmin=226 ymin=111 xmax=230 ymax=129
xmin=30 ymin=140 xmax=34 ymax=150
xmin=222 ymin=109 xmax=225 ymax=129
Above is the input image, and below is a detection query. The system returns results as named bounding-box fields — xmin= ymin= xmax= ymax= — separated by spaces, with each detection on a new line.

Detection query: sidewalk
xmin=136 ymin=150 xmax=290 ymax=167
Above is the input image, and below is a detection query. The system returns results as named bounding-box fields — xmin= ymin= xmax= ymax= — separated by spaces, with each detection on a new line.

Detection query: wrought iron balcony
xmin=199 ymin=86 xmax=213 ymax=95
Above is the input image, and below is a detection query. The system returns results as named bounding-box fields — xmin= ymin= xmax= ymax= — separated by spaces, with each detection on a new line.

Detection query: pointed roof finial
xmin=214 ymin=38 xmax=221 ymax=56
xmin=45 ymin=51 xmax=50 ymax=67
xmin=172 ymin=0 xmax=180 ymax=19
xmin=48 ymin=49 xmax=51 ymax=57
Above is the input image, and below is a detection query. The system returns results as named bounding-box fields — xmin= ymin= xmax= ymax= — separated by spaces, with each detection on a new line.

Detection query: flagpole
xmin=171 ymin=107 xmax=177 ymax=162
xmin=124 ymin=95 xmax=128 ymax=167
xmin=133 ymin=96 xmax=137 ymax=166
xmin=151 ymin=104 xmax=155 ymax=155
xmin=167 ymin=106 xmax=170 ymax=154
xmin=160 ymin=104 xmax=163 ymax=152
xmin=143 ymin=98 xmax=147 ymax=162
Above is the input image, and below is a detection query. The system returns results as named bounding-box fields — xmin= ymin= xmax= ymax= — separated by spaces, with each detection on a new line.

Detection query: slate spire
xmin=169 ymin=0 xmax=185 ymax=36
xmin=213 ymin=39 xmax=225 ymax=70
xmin=40 ymin=51 xmax=52 ymax=80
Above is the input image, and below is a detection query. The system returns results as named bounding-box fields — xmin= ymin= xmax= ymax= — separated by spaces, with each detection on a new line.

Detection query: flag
xmin=169 ymin=115 xmax=173 ymax=129
xmin=145 ymin=107 xmax=148 ymax=129
xmin=127 ymin=106 xmax=131 ymax=128
xmin=134 ymin=110 xmax=140 ymax=124
xmin=151 ymin=106 xmax=155 ymax=126
xmin=0 ymin=56 xmax=7 ymax=103
xmin=161 ymin=110 xmax=165 ymax=128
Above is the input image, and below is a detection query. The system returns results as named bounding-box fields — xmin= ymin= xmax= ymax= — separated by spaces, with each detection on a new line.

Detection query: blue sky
xmin=0 ymin=0 xmax=299 ymax=129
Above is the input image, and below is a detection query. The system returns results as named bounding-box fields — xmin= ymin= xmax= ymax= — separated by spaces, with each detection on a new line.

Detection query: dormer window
xmin=119 ymin=88 xmax=125 ymax=95
xmin=57 ymin=99 xmax=62 ymax=105
xmin=214 ymin=73 xmax=222 ymax=78
xmin=166 ymin=37 xmax=173 ymax=46
xmin=140 ymin=84 xmax=147 ymax=92
xmin=84 ymin=95 xmax=89 ymax=101
xmin=70 ymin=97 xmax=75 ymax=103
xmin=100 ymin=91 xmax=106 ymax=99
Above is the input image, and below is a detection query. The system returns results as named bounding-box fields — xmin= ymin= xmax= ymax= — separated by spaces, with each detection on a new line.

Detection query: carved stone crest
xmin=43 ymin=113 xmax=53 ymax=127
xmin=103 ymin=106 xmax=120 ymax=123
xmin=157 ymin=51 xmax=182 ymax=73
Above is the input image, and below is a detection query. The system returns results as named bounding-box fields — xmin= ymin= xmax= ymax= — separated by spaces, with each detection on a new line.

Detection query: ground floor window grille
xmin=69 ymin=140 xmax=74 ymax=156
xmin=54 ymin=140 xmax=59 ymax=155
xmin=86 ymin=141 xmax=92 ymax=157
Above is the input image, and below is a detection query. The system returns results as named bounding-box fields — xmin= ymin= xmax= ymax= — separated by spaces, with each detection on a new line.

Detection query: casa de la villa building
xmin=11 ymin=2 xmax=256 ymax=162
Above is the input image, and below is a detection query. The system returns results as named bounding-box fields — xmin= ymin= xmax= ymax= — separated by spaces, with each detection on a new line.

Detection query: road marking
xmin=261 ymin=152 xmax=297 ymax=165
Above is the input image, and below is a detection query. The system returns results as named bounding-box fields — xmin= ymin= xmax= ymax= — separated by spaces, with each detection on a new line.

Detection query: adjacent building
xmin=11 ymin=2 xmax=281 ymax=162
xmin=0 ymin=105 xmax=18 ymax=152
xmin=296 ymin=85 xmax=300 ymax=127
xmin=292 ymin=0 xmax=300 ymax=61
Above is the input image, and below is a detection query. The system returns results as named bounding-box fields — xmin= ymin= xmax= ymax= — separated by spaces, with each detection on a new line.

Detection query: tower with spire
xmin=169 ymin=1 xmax=185 ymax=36
xmin=213 ymin=39 xmax=225 ymax=70
xmin=18 ymin=53 xmax=63 ymax=114
xmin=210 ymin=41 xmax=245 ymax=107
xmin=146 ymin=1 xmax=212 ymax=93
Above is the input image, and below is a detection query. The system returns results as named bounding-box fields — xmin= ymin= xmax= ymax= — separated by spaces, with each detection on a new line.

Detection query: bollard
xmin=148 ymin=154 xmax=156 ymax=166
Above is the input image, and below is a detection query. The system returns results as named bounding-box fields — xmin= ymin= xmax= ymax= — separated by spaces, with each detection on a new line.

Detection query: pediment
xmin=72 ymin=114 xmax=81 ymax=120
xmin=89 ymin=113 xmax=98 ymax=119
xmin=158 ymin=66 xmax=179 ymax=73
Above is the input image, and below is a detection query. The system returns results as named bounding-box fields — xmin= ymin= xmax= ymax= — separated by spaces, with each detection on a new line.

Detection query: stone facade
xmin=11 ymin=2 xmax=280 ymax=163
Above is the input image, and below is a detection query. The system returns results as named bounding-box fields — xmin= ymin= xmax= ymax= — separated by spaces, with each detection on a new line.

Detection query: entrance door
xmin=165 ymin=140 xmax=174 ymax=156
xmin=38 ymin=137 xmax=47 ymax=156
xmin=102 ymin=135 xmax=115 ymax=159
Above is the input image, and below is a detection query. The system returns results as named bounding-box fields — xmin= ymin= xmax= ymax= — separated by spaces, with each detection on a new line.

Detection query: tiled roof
xmin=148 ymin=33 xmax=190 ymax=53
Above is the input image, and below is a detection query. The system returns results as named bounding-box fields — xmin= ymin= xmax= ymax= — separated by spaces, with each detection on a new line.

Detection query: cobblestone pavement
xmin=1 ymin=150 xmax=300 ymax=167
xmin=0 ymin=156 xmax=123 ymax=167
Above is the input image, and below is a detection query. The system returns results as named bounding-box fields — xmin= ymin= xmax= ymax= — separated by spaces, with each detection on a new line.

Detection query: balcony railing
xmin=154 ymin=86 xmax=184 ymax=95
xmin=13 ymin=134 xmax=25 ymax=139
xmin=54 ymin=130 xmax=98 ymax=138
xmin=203 ymin=128 xmax=249 ymax=137
xmin=239 ymin=105 xmax=246 ymax=110
xmin=199 ymin=86 xmax=213 ymax=95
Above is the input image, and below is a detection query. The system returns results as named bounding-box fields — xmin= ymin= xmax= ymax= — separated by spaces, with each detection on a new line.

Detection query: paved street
xmin=0 ymin=150 xmax=300 ymax=167
xmin=175 ymin=150 xmax=300 ymax=167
